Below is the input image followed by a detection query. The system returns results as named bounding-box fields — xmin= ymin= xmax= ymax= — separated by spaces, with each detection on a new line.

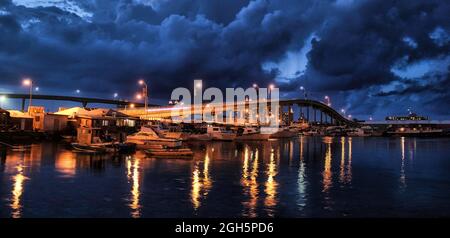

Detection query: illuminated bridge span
xmin=121 ymin=98 xmax=357 ymax=126
xmin=0 ymin=93 xmax=148 ymax=110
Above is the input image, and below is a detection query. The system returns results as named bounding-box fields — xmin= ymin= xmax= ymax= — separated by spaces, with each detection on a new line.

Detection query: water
xmin=1 ymin=137 xmax=450 ymax=218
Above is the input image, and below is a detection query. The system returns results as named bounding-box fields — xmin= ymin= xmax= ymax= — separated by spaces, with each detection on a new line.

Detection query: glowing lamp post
xmin=324 ymin=96 xmax=331 ymax=107
xmin=138 ymin=79 xmax=148 ymax=114
xmin=0 ymin=95 xmax=6 ymax=108
xmin=22 ymin=78 xmax=33 ymax=110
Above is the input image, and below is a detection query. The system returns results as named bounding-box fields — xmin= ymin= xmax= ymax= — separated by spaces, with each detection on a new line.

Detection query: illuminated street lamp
xmin=324 ymin=95 xmax=331 ymax=106
xmin=22 ymin=78 xmax=33 ymax=110
xmin=114 ymin=93 xmax=118 ymax=98
xmin=252 ymin=83 xmax=258 ymax=88
xmin=0 ymin=95 xmax=6 ymax=108
xmin=76 ymin=89 xmax=81 ymax=94
xmin=129 ymin=103 xmax=135 ymax=109
xmin=300 ymin=86 xmax=307 ymax=99
xmin=340 ymin=108 xmax=346 ymax=115
xmin=269 ymin=84 xmax=275 ymax=98
xmin=138 ymin=79 xmax=148 ymax=113
xmin=136 ymin=94 xmax=143 ymax=100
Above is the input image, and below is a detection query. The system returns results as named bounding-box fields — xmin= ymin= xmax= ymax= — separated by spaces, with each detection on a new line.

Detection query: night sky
xmin=0 ymin=0 xmax=449 ymax=119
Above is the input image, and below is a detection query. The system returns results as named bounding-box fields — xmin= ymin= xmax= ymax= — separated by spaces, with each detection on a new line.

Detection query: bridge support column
xmin=320 ymin=111 xmax=323 ymax=124
xmin=288 ymin=104 xmax=293 ymax=125
xmin=313 ymin=108 xmax=316 ymax=123
xmin=306 ymin=107 xmax=309 ymax=122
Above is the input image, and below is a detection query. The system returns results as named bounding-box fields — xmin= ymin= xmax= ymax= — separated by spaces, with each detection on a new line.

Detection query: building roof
xmin=7 ymin=110 xmax=33 ymax=118
xmin=55 ymin=107 xmax=136 ymax=119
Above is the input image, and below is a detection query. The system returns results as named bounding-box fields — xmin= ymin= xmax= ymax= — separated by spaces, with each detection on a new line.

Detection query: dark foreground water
xmin=1 ymin=137 xmax=450 ymax=218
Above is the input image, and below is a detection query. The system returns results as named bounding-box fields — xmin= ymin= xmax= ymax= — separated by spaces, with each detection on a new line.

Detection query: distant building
xmin=55 ymin=107 xmax=140 ymax=143
xmin=385 ymin=113 xmax=428 ymax=121
xmin=28 ymin=106 xmax=68 ymax=132
xmin=7 ymin=110 xmax=33 ymax=131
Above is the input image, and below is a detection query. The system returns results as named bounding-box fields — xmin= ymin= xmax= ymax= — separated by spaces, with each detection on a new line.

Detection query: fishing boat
xmin=235 ymin=127 xmax=271 ymax=141
xmin=144 ymin=145 xmax=194 ymax=159
xmin=386 ymin=127 xmax=444 ymax=137
xmin=207 ymin=125 xmax=236 ymax=141
xmin=71 ymin=143 xmax=107 ymax=153
xmin=269 ymin=127 xmax=298 ymax=139
xmin=126 ymin=126 xmax=182 ymax=148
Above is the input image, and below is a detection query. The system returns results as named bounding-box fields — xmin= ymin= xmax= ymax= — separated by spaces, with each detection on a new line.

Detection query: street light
xmin=269 ymin=84 xmax=275 ymax=98
xmin=114 ymin=93 xmax=118 ymax=98
xmin=22 ymin=78 xmax=33 ymax=110
xmin=76 ymin=89 xmax=81 ymax=94
xmin=138 ymin=79 xmax=148 ymax=113
xmin=300 ymin=86 xmax=307 ymax=99
xmin=0 ymin=95 xmax=6 ymax=108
xmin=324 ymin=95 xmax=331 ymax=106
xmin=136 ymin=94 xmax=143 ymax=100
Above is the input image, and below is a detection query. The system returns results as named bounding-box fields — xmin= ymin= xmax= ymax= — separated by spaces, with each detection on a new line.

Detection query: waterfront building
xmin=7 ymin=110 xmax=33 ymax=131
xmin=0 ymin=109 xmax=9 ymax=131
xmin=28 ymin=106 xmax=69 ymax=132
xmin=55 ymin=107 xmax=140 ymax=143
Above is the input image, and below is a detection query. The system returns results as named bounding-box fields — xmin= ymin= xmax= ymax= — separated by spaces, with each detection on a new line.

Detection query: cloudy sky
xmin=0 ymin=0 xmax=449 ymax=119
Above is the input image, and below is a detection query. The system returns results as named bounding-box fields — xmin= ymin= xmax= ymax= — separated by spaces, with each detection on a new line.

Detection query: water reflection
xmin=241 ymin=146 xmax=259 ymax=217
xmin=1 ymin=137 xmax=447 ymax=218
xmin=264 ymin=148 xmax=278 ymax=217
xmin=126 ymin=157 xmax=141 ymax=218
xmin=339 ymin=137 xmax=352 ymax=184
xmin=297 ymin=136 xmax=307 ymax=210
xmin=191 ymin=152 xmax=213 ymax=210
xmin=56 ymin=151 xmax=76 ymax=178
xmin=10 ymin=154 xmax=28 ymax=218
xmin=400 ymin=137 xmax=406 ymax=189
xmin=322 ymin=137 xmax=333 ymax=193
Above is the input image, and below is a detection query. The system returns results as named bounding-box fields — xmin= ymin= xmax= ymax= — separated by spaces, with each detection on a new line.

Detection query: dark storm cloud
xmin=0 ymin=0 xmax=449 ymax=118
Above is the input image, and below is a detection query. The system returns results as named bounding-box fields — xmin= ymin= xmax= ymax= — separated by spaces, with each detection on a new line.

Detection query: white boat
xmin=387 ymin=127 xmax=444 ymax=137
xmin=270 ymin=127 xmax=298 ymax=138
xmin=126 ymin=126 xmax=182 ymax=148
xmin=235 ymin=127 xmax=271 ymax=141
xmin=151 ymin=124 xmax=184 ymax=140
xmin=346 ymin=128 xmax=368 ymax=137
xmin=207 ymin=126 xmax=236 ymax=141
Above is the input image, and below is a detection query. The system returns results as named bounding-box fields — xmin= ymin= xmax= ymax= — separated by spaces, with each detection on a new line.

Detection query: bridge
xmin=0 ymin=93 xmax=148 ymax=110
xmin=120 ymin=98 xmax=357 ymax=126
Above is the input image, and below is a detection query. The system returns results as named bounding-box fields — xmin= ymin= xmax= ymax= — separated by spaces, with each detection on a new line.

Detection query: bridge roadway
xmin=120 ymin=98 xmax=357 ymax=126
xmin=0 ymin=93 xmax=148 ymax=110
xmin=0 ymin=93 xmax=356 ymax=126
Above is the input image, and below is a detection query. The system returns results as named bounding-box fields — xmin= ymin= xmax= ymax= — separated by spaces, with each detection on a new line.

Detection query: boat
xmin=144 ymin=145 xmax=194 ymax=159
xmin=126 ymin=126 xmax=182 ymax=148
xmin=71 ymin=143 xmax=107 ymax=153
xmin=207 ymin=125 xmax=236 ymax=141
xmin=346 ymin=128 xmax=369 ymax=137
xmin=386 ymin=127 xmax=444 ymax=137
xmin=151 ymin=124 xmax=184 ymax=139
xmin=235 ymin=127 xmax=271 ymax=141
xmin=269 ymin=127 xmax=298 ymax=139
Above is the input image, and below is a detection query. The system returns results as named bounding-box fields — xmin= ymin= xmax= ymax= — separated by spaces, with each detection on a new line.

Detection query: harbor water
xmin=1 ymin=136 xmax=450 ymax=218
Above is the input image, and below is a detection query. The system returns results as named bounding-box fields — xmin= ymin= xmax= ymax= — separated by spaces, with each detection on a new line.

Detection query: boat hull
xmin=236 ymin=133 xmax=271 ymax=141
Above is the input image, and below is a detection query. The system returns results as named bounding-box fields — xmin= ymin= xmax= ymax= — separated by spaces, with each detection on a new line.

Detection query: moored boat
xmin=235 ymin=127 xmax=271 ymax=141
xmin=269 ymin=127 xmax=298 ymax=138
xmin=126 ymin=126 xmax=182 ymax=148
